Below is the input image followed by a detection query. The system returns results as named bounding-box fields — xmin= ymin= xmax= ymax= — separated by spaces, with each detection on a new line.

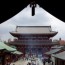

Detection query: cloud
xmin=0 ymin=5 xmax=65 ymax=41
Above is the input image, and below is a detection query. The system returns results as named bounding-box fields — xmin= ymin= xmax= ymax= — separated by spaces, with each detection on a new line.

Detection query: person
xmin=7 ymin=62 xmax=10 ymax=65
xmin=42 ymin=56 xmax=48 ymax=65
xmin=42 ymin=60 xmax=45 ymax=65
xmin=31 ymin=61 xmax=36 ymax=65
xmin=13 ymin=64 xmax=15 ymax=65
xmin=27 ymin=62 xmax=31 ymax=65
xmin=37 ymin=62 xmax=39 ymax=65
xmin=48 ymin=56 xmax=53 ymax=65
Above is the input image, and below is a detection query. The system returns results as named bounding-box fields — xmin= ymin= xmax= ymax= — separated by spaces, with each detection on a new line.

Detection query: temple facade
xmin=9 ymin=26 xmax=58 ymax=57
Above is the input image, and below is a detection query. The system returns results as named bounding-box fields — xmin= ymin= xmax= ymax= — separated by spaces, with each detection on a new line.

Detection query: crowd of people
xmin=8 ymin=54 xmax=54 ymax=65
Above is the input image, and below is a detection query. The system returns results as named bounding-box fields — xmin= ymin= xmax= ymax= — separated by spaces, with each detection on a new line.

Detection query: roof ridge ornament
xmin=30 ymin=1 xmax=37 ymax=16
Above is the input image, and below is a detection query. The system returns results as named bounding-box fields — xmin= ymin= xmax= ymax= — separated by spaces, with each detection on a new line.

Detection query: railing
xmin=18 ymin=37 xmax=49 ymax=40
xmin=14 ymin=40 xmax=52 ymax=43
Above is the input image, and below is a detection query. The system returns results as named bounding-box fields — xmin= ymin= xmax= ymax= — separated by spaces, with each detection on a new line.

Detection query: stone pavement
xmin=10 ymin=59 xmax=29 ymax=65
xmin=10 ymin=58 xmax=53 ymax=65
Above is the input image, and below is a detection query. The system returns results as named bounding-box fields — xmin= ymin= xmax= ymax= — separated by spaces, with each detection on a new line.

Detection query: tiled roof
xmin=16 ymin=26 xmax=52 ymax=33
xmin=10 ymin=31 xmax=57 ymax=34
xmin=0 ymin=42 xmax=16 ymax=51
xmin=9 ymin=41 xmax=57 ymax=45
xmin=11 ymin=50 xmax=23 ymax=55
xmin=45 ymin=49 xmax=61 ymax=55
xmin=51 ymin=45 xmax=64 ymax=49
xmin=0 ymin=42 xmax=22 ymax=55
xmin=53 ymin=51 xmax=65 ymax=60
xmin=10 ymin=26 xmax=58 ymax=38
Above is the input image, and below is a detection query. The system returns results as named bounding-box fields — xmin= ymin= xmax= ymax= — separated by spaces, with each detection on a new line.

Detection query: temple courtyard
xmin=10 ymin=57 xmax=54 ymax=65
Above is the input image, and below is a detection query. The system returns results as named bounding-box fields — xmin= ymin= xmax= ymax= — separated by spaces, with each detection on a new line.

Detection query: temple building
xmin=9 ymin=26 xmax=58 ymax=57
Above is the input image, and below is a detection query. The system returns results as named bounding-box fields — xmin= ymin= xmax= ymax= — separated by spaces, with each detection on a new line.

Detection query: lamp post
xmin=30 ymin=1 xmax=37 ymax=16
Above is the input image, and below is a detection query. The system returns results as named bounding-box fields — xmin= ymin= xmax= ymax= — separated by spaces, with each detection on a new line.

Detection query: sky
xmin=0 ymin=5 xmax=65 ymax=41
